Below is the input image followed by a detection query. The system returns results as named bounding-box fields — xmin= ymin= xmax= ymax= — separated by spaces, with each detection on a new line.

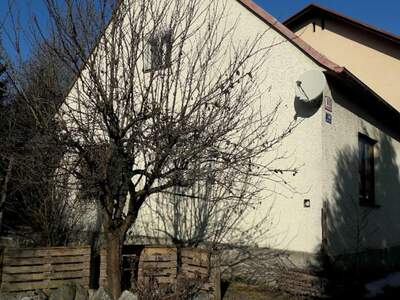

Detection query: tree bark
xmin=105 ymin=230 xmax=124 ymax=299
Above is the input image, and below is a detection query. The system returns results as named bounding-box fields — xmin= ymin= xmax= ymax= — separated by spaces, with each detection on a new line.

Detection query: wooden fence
xmin=137 ymin=246 xmax=221 ymax=300
xmin=138 ymin=247 xmax=178 ymax=285
xmin=0 ymin=245 xmax=220 ymax=298
xmin=0 ymin=246 xmax=91 ymax=293
xmin=181 ymin=248 xmax=209 ymax=279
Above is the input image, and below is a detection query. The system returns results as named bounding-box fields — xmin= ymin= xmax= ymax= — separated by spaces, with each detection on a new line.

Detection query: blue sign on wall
xmin=325 ymin=112 xmax=332 ymax=124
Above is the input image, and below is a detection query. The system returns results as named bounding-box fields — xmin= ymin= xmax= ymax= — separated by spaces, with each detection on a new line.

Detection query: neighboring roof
xmin=283 ymin=3 xmax=400 ymax=46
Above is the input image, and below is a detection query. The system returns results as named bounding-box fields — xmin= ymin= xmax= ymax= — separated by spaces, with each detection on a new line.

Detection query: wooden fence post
xmin=44 ymin=249 xmax=52 ymax=294
xmin=213 ymin=254 xmax=221 ymax=300
xmin=99 ymin=248 xmax=108 ymax=288
xmin=0 ymin=248 xmax=4 ymax=289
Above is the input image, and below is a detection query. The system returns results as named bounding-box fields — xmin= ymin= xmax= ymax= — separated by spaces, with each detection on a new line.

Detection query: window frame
xmin=358 ymin=133 xmax=378 ymax=208
xmin=144 ymin=30 xmax=173 ymax=73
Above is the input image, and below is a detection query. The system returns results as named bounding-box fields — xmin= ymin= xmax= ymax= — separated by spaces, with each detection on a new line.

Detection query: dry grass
xmin=222 ymin=282 xmax=298 ymax=300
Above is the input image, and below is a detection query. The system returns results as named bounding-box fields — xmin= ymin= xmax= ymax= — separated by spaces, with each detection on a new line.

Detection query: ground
xmin=221 ymin=283 xmax=300 ymax=300
xmin=221 ymin=282 xmax=400 ymax=299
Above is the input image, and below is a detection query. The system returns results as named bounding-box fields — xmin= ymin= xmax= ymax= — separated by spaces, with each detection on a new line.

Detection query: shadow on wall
xmin=316 ymin=131 xmax=400 ymax=279
xmin=293 ymin=96 xmax=322 ymax=119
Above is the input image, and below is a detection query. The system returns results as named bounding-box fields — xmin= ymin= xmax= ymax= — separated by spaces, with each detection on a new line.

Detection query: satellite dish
xmin=295 ymin=70 xmax=327 ymax=103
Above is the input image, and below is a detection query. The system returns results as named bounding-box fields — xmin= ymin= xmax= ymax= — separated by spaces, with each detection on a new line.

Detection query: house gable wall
xmin=135 ymin=0 xmax=328 ymax=254
xmin=64 ymin=0 xmax=352 ymax=255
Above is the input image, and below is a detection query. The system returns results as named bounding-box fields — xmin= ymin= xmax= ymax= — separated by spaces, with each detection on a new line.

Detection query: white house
xmin=64 ymin=0 xmax=400 ymax=277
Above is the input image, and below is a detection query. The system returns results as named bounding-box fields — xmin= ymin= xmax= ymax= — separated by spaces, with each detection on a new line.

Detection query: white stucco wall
xmin=61 ymin=0 xmax=400 ymax=262
xmin=322 ymin=82 xmax=400 ymax=256
xmin=230 ymin=3 xmax=323 ymax=253
xmin=63 ymin=0 xmax=341 ymax=255
xmin=134 ymin=0 xmax=328 ymax=254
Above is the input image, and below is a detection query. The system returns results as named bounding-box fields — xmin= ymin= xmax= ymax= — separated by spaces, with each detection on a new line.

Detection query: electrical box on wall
xmin=325 ymin=96 xmax=333 ymax=112
xmin=304 ymin=199 xmax=311 ymax=208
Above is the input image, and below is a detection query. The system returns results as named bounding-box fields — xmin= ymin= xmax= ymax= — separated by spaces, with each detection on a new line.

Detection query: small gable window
xmin=145 ymin=30 xmax=172 ymax=72
xmin=358 ymin=133 xmax=376 ymax=207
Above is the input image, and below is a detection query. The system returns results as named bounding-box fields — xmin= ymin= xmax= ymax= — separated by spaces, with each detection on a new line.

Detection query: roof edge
xmin=329 ymin=67 xmax=400 ymax=137
xmin=283 ymin=3 xmax=400 ymax=45
xmin=236 ymin=0 xmax=344 ymax=73
xmin=339 ymin=68 xmax=400 ymax=115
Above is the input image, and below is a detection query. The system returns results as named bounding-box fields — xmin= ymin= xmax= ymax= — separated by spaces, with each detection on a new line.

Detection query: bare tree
xmin=0 ymin=43 xmax=93 ymax=246
xmin=0 ymin=55 xmax=6 ymax=100
xmin=134 ymin=169 xmax=288 ymax=288
xmin=6 ymin=0 xmax=298 ymax=297
xmin=0 ymin=48 xmax=11 ymax=232
xmin=136 ymin=172 xmax=277 ymax=251
xmin=0 ymin=0 xmax=111 ymax=245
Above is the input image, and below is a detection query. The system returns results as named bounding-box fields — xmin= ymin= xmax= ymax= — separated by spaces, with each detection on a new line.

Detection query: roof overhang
xmin=283 ymin=4 xmax=400 ymax=45
xmin=326 ymin=68 xmax=400 ymax=138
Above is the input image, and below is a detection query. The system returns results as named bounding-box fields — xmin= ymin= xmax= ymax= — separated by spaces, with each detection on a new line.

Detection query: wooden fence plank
xmin=2 ymin=265 xmax=48 ymax=274
xmin=140 ymin=254 xmax=177 ymax=262
xmin=4 ymin=248 xmax=48 ymax=257
xmin=1 ymin=277 xmax=90 ymax=292
xmin=1 ymin=281 xmax=49 ymax=292
xmin=3 ymin=257 xmax=49 ymax=266
xmin=48 ymin=248 xmax=90 ymax=257
xmin=50 ymin=255 xmax=90 ymax=264
xmin=182 ymin=264 xmax=208 ymax=275
xmin=2 ymin=272 xmax=46 ymax=282
xmin=3 ymin=247 xmax=90 ymax=258
xmin=142 ymin=248 xmax=177 ymax=255
xmin=3 ymin=255 xmax=90 ymax=266
xmin=138 ymin=261 xmax=176 ymax=269
xmin=182 ymin=257 xmax=208 ymax=267
xmin=52 ymin=262 xmax=90 ymax=272
xmin=49 ymin=277 xmax=90 ymax=286
xmin=51 ymin=270 xmax=89 ymax=279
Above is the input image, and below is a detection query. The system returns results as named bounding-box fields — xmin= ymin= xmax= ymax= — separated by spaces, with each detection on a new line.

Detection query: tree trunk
xmin=105 ymin=230 xmax=123 ymax=299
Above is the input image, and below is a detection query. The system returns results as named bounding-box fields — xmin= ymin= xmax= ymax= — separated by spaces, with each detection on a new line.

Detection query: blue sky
xmin=1 ymin=0 xmax=399 ymax=59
